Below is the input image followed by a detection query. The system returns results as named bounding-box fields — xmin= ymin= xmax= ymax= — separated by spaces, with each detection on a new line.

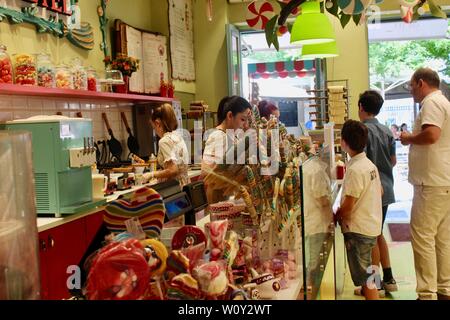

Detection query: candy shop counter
xmin=37 ymin=169 xmax=202 ymax=233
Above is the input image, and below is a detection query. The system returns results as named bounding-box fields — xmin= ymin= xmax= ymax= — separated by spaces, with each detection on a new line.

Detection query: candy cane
xmin=246 ymin=1 xmax=275 ymax=30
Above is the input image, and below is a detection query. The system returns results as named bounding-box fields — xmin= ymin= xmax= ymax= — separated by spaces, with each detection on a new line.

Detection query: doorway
xmin=229 ymin=28 xmax=322 ymax=137
xmin=368 ymin=18 xmax=450 ymax=224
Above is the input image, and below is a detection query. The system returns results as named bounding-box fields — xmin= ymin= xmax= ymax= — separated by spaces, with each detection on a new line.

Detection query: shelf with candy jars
xmin=55 ymin=64 xmax=73 ymax=89
xmin=13 ymin=53 xmax=37 ymax=86
xmin=71 ymin=58 xmax=88 ymax=90
xmin=36 ymin=53 xmax=55 ymax=88
xmin=0 ymin=45 xmax=13 ymax=84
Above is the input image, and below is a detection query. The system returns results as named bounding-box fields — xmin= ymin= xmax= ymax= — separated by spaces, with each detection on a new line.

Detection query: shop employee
xmin=202 ymin=96 xmax=252 ymax=168
xmin=145 ymin=103 xmax=190 ymax=187
xmin=201 ymin=96 xmax=252 ymax=202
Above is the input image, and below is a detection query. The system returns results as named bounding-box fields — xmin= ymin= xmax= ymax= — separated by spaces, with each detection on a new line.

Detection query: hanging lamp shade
xmin=301 ymin=40 xmax=339 ymax=59
xmin=290 ymin=1 xmax=336 ymax=45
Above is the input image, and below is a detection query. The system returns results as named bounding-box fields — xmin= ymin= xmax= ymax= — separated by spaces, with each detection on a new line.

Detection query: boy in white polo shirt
xmin=336 ymin=120 xmax=383 ymax=300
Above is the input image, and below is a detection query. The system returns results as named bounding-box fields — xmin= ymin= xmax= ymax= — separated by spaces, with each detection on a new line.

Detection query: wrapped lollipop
xmin=85 ymin=239 xmax=150 ymax=300
xmin=206 ymin=220 xmax=229 ymax=260
xmin=244 ymin=165 xmax=264 ymax=214
xmin=223 ymin=231 xmax=239 ymax=268
xmin=166 ymin=250 xmax=190 ymax=279
xmin=193 ymin=260 xmax=229 ymax=298
xmin=272 ymin=178 xmax=281 ymax=213
xmin=141 ymin=239 xmax=168 ymax=278
xmin=260 ymin=163 xmax=274 ymax=199
xmin=181 ymin=242 xmax=206 ymax=272
xmin=292 ymin=165 xmax=300 ymax=204
xmin=140 ymin=239 xmax=168 ymax=300
xmin=166 ymin=273 xmax=200 ymax=300
xmin=285 ymin=168 xmax=294 ymax=210
xmin=239 ymin=186 xmax=258 ymax=226
xmin=278 ymin=208 xmax=293 ymax=235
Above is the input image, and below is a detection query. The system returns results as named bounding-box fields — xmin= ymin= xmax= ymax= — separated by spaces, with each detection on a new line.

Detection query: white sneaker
xmin=354 ymin=287 xmax=386 ymax=298
xmin=383 ymin=279 xmax=398 ymax=292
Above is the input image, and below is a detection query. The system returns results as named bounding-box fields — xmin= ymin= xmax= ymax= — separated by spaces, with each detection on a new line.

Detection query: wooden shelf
xmin=0 ymin=83 xmax=178 ymax=104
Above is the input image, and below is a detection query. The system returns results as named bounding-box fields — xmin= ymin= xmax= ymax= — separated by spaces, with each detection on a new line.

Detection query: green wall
xmin=0 ymin=0 xmax=153 ymax=75
xmin=0 ymin=0 xmax=104 ymax=72
xmin=193 ymin=0 xmax=230 ymax=112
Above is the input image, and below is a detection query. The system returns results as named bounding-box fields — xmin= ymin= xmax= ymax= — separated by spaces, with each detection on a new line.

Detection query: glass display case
xmin=0 ymin=131 xmax=40 ymax=299
xmin=300 ymin=149 xmax=343 ymax=300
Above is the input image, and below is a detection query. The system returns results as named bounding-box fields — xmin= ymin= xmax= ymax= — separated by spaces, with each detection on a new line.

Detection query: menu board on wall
xmin=115 ymin=20 xmax=169 ymax=94
xmin=168 ymin=0 xmax=196 ymax=82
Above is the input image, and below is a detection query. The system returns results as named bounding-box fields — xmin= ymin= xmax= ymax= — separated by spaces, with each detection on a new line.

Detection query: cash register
xmin=152 ymin=180 xmax=208 ymax=225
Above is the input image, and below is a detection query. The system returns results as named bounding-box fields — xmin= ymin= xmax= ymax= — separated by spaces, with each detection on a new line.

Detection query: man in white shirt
xmin=400 ymin=68 xmax=450 ymax=301
xmin=336 ymin=120 xmax=383 ymax=300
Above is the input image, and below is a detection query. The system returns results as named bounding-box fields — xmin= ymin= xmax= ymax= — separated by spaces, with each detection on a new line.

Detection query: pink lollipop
xmin=207 ymin=220 xmax=229 ymax=251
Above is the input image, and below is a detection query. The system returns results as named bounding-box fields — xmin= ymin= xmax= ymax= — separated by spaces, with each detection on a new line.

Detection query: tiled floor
xmin=340 ymin=228 xmax=417 ymax=300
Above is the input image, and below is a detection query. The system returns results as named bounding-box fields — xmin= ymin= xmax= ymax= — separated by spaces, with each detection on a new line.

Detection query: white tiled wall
xmin=0 ymin=94 xmax=135 ymax=155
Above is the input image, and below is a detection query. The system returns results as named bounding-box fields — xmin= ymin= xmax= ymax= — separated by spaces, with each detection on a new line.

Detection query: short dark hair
xmin=359 ymin=90 xmax=384 ymax=116
xmin=257 ymin=100 xmax=279 ymax=119
xmin=412 ymin=68 xmax=440 ymax=88
xmin=217 ymin=96 xmax=252 ymax=124
xmin=341 ymin=120 xmax=368 ymax=153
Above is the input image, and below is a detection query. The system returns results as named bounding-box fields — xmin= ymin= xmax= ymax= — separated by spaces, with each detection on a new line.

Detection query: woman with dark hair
xmin=202 ymin=96 xmax=252 ymax=167
xmin=202 ymin=96 xmax=252 ymax=201
xmin=400 ymin=123 xmax=409 ymax=133
xmin=258 ymin=100 xmax=280 ymax=120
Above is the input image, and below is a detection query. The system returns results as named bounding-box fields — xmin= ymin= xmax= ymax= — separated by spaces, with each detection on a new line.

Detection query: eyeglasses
xmin=404 ymin=82 xmax=412 ymax=91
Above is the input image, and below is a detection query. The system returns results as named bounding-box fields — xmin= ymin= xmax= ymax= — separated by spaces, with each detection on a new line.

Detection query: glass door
xmin=226 ymin=24 xmax=243 ymax=97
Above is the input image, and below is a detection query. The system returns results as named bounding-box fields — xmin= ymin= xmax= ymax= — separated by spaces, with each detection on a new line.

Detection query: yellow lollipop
xmin=141 ymin=239 xmax=168 ymax=278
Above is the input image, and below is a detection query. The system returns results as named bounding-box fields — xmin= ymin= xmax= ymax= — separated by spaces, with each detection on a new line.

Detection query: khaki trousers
xmin=411 ymin=185 xmax=450 ymax=300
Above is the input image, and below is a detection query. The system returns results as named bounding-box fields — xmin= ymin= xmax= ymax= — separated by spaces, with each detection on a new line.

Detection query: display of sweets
xmin=36 ymin=54 xmax=55 ymax=88
xmin=13 ymin=53 xmax=37 ymax=85
xmin=71 ymin=58 xmax=87 ymax=90
xmin=55 ymin=64 xmax=73 ymax=89
xmin=87 ymin=67 xmax=97 ymax=92
xmin=0 ymin=45 xmax=13 ymax=84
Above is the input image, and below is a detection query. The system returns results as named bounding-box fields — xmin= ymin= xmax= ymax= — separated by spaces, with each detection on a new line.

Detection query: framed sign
xmin=168 ymin=0 xmax=195 ymax=81
xmin=115 ymin=20 xmax=169 ymax=94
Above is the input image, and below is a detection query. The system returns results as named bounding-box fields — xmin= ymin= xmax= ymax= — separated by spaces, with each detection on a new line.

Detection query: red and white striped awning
xmin=248 ymin=60 xmax=316 ymax=79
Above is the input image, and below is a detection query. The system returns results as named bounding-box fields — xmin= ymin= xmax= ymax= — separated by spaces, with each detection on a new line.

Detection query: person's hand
xmin=400 ymin=132 xmax=412 ymax=146
xmin=143 ymin=171 xmax=154 ymax=182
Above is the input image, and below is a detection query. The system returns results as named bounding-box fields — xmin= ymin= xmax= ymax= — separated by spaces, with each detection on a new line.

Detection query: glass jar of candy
xmin=36 ymin=53 xmax=55 ymax=88
xmin=0 ymin=45 xmax=13 ymax=84
xmin=71 ymin=58 xmax=87 ymax=90
xmin=13 ymin=53 xmax=37 ymax=86
xmin=55 ymin=64 xmax=73 ymax=89
xmin=86 ymin=66 xmax=97 ymax=92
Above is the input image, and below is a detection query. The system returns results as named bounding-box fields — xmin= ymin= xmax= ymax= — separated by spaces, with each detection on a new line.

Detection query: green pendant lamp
xmin=301 ymin=40 xmax=339 ymax=59
xmin=290 ymin=1 xmax=336 ymax=45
